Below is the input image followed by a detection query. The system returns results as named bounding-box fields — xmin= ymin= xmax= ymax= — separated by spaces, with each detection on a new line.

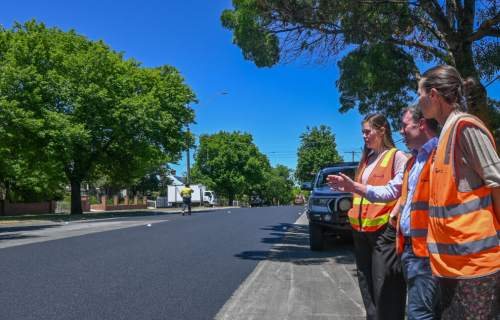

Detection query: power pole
xmin=186 ymin=124 xmax=191 ymax=185
xmin=345 ymin=151 xmax=361 ymax=162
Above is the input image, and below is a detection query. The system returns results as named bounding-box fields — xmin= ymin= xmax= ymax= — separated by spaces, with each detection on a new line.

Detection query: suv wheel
xmin=309 ymin=222 xmax=325 ymax=251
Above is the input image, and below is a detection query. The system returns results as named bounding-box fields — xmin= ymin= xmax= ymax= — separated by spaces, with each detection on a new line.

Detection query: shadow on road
xmin=235 ymin=223 xmax=356 ymax=267
xmin=0 ymin=225 xmax=61 ymax=242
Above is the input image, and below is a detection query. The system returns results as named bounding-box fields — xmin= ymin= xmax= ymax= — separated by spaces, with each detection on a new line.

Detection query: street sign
xmin=198 ymin=183 xmax=203 ymax=188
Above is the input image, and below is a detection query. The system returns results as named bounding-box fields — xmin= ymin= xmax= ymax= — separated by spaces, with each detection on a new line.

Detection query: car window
xmin=316 ymin=168 xmax=356 ymax=187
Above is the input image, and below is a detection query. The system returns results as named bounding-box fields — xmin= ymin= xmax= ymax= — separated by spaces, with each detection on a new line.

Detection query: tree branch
xmin=467 ymin=13 xmax=500 ymax=41
xmin=419 ymin=0 xmax=455 ymax=36
xmin=355 ymin=1 xmax=420 ymax=4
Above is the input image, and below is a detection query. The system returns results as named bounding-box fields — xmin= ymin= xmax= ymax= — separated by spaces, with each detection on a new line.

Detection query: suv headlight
xmin=338 ymin=198 xmax=352 ymax=211
xmin=312 ymin=198 xmax=329 ymax=206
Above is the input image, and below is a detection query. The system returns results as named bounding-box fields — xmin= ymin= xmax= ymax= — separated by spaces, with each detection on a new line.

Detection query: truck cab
xmin=203 ymin=191 xmax=217 ymax=207
xmin=301 ymin=162 xmax=358 ymax=251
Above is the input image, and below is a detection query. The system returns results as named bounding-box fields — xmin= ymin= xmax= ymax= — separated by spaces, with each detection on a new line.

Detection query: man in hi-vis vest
xmin=328 ymin=104 xmax=441 ymax=320
xmin=180 ymin=184 xmax=194 ymax=216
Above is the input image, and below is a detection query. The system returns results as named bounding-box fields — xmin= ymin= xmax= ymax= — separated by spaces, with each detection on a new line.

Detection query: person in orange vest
xmin=418 ymin=65 xmax=500 ymax=319
xmin=328 ymin=104 xmax=441 ymax=319
xmin=329 ymin=113 xmax=408 ymax=320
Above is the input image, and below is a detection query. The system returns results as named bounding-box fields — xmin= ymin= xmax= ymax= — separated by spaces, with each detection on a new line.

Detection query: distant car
xmin=250 ymin=195 xmax=261 ymax=207
xmin=301 ymin=162 xmax=358 ymax=251
xmin=294 ymin=194 xmax=305 ymax=206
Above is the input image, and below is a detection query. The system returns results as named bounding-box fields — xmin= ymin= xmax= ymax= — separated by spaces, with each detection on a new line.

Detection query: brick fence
xmin=91 ymin=196 xmax=148 ymax=211
xmin=1 ymin=197 xmax=91 ymax=216
xmin=0 ymin=200 xmax=56 ymax=216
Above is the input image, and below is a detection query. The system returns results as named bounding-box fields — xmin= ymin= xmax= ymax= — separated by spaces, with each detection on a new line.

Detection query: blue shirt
xmin=366 ymin=137 xmax=438 ymax=236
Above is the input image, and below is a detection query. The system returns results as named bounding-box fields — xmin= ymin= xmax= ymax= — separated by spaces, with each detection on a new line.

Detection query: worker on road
xmin=181 ymin=184 xmax=194 ymax=216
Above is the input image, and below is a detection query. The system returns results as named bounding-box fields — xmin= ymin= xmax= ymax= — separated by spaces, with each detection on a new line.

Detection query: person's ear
xmin=430 ymin=88 xmax=438 ymax=100
xmin=419 ymin=118 xmax=426 ymax=129
xmin=379 ymin=127 xmax=386 ymax=135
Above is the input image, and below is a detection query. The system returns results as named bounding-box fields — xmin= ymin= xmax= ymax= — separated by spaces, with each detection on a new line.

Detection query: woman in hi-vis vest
xmin=418 ymin=65 xmax=500 ymax=320
xmin=349 ymin=113 xmax=408 ymax=320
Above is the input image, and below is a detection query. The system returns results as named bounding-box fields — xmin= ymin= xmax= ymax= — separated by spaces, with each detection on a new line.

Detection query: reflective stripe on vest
xmin=428 ymin=114 xmax=500 ymax=279
xmin=395 ymin=150 xmax=434 ymax=257
xmin=348 ymin=148 xmax=399 ymax=232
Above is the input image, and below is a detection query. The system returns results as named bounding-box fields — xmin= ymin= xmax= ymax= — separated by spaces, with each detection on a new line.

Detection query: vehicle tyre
xmin=309 ymin=222 xmax=325 ymax=251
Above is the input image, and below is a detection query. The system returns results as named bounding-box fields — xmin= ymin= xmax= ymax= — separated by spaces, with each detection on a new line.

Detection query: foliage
xmin=190 ymin=131 xmax=270 ymax=205
xmin=260 ymin=164 xmax=295 ymax=204
xmin=221 ymin=1 xmax=500 ymax=132
xmin=0 ymin=20 xmax=197 ymax=213
xmin=295 ymin=125 xmax=344 ymax=184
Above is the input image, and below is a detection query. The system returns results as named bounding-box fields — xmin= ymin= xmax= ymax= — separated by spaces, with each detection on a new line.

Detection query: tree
xmin=190 ymin=131 xmax=270 ymax=205
xmin=261 ymin=164 xmax=295 ymax=205
xmin=295 ymin=125 xmax=343 ymax=184
xmin=0 ymin=20 xmax=196 ymax=213
xmin=221 ymin=1 xmax=500 ymax=136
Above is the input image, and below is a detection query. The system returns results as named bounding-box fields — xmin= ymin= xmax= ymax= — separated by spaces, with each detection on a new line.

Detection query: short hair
xmin=185 ymin=183 xmax=190 ymax=187
xmin=402 ymin=104 xmax=439 ymax=134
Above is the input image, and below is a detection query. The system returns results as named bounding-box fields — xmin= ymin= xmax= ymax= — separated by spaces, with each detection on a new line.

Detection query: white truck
xmin=167 ymin=184 xmax=218 ymax=207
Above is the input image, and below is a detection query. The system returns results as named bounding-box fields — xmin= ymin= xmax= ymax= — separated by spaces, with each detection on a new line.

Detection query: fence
xmin=156 ymin=197 xmax=171 ymax=208
xmin=218 ymin=200 xmax=248 ymax=207
xmin=56 ymin=201 xmax=71 ymax=213
xmin=147 ymin=200 xmax=157 ymax=209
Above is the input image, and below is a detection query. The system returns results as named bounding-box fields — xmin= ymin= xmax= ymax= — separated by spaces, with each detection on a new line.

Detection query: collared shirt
xmin=366 ymin=137 xmax=438 ymax=236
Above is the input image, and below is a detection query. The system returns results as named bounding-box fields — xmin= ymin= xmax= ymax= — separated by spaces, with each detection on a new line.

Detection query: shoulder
xmin=393 ymin=149 xmax=408 ymax=174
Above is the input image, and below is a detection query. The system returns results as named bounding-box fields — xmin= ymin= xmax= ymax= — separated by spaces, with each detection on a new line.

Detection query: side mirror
xmin=300 ymin=182 xmax=312 ymax=191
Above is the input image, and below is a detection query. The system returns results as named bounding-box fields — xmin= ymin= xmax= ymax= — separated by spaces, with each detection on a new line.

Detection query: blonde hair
xmin=356 ymin=113 xmax=396 ymax=181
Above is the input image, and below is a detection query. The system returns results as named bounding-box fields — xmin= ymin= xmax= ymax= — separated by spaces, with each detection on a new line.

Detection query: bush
xmin=90 ymin=196 xmax=100 ymax=205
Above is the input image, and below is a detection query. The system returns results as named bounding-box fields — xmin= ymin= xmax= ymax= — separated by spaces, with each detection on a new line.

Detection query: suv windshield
xmin=251 ymin=196 xmax=259 ymax=200
xmin=316 ymin=168 xmax=356 ymax=188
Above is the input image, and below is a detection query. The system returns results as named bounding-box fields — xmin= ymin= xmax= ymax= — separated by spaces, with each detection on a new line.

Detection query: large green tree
xmin=190 ymin=131 xmax=270 ymax=205
xmin=221 ymin=1 xmax=500 ymax=136
xmin=0 ymin=20 xmax=196 ymax=213
xmin=295 ymin=125 xmax=343 ymax=184
xmin=260 ymin=164 xmax=295 ymax=205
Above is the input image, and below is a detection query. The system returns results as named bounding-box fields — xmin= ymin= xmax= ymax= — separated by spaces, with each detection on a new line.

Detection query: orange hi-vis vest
xmin=428 ymin=114 xmax=500 ymax=279
xmin=349 ymin=148 xmax=399 ymax=232
xmin=396 ymin=150 xmax=435 ymax=256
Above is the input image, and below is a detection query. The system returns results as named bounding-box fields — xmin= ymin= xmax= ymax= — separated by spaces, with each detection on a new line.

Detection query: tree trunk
xmin=229 ymin=193 xmax=234 ymax=206
xmin=465 ymin=82 xmax=490 ymax=129
xmin=454 ymin=44 xmax=491 ymax=129
xmin=70 ymin=179 xmax=83 ymax=215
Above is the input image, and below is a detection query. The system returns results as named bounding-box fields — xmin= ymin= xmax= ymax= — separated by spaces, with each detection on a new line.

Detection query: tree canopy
xmin=0 ymin=19 xmax=197 ymax=213
xmin=295 ymin=125 xmax=343 ymax=184
xmin=221 ymin=1 xmax=500 ymax=135
xmin=190 ymin=131 xmax=270 ymax=205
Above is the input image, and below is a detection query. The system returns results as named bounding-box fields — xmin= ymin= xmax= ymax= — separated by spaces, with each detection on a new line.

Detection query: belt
xmin=403 ymin=236 xmax=412 ymax=246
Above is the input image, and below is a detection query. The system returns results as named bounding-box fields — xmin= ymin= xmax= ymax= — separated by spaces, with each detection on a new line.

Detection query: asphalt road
xmin=0 ymin=206 xmax=320 ymax=320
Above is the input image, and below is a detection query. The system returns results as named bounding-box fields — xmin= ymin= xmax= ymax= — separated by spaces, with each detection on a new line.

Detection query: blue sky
xmin=2 ymin=1 xmax=499 ymax=177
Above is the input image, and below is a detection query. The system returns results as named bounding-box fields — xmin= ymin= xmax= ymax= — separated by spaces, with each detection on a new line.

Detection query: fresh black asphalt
xmin=0 ymin=206 xmax=303 ymax=320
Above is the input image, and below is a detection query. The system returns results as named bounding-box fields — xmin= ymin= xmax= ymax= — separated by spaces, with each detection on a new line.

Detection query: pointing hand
xmin=326 ymin=172 xmax=354 ymax=192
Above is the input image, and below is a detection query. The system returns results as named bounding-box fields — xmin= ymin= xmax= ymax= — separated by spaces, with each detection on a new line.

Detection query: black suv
xmin=301 ymin=162 xmax=358 ymax=251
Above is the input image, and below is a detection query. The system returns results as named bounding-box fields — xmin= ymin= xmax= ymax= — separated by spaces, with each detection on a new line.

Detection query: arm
xmin=327 ymin=170 xmax=403 ymax=202
xmin=491 ymin=187 xmax=500 ymax=223
xmin=388 ymin=198 xmax=401 ymax=228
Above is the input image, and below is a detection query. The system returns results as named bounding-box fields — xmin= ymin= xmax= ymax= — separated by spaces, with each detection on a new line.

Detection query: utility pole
xmin=186 ymin=124 xmax=191 ymax=185
xmin=345 ymin=151 xmax=361 ymax=162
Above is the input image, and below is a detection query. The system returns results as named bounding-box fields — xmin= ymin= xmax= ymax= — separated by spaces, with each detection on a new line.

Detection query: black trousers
xmin=352 ymin=224 xmax=407 ymax=320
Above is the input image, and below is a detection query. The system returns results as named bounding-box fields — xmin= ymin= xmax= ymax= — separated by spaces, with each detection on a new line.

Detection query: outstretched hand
xmin=326 ymin=172 xmax=355 ymax=192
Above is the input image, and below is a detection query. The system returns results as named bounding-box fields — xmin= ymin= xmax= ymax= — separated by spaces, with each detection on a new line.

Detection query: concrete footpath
xmin=216 ymin=213 xmax=365 ymax=320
